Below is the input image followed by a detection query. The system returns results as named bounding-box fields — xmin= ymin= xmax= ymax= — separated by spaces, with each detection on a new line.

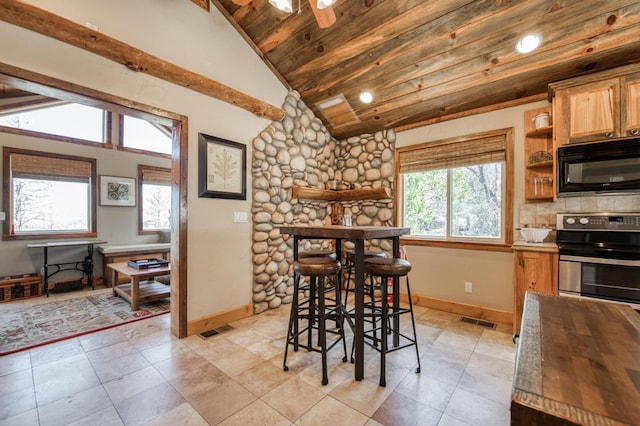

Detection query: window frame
xmin=118 ymin=114 xmax=172 ymax=158
xmin=138 ymin=164 xmax=172 ymax=235
xmin=3 ymin=147 xmax=98 ymax=240
xmin=0 ymin=101 xmax=113 ymax=149
xmin=395 ymin=128 xmax=514 ymax=252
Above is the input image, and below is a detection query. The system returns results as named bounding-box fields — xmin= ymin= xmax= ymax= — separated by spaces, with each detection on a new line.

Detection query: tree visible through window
xmin=3 ymin=147 xmax=97 ymax=238
xmin=138 ymin=165 xmax=171 ymax=232
xmin=397 ymin=129 xmax=513 ymax=243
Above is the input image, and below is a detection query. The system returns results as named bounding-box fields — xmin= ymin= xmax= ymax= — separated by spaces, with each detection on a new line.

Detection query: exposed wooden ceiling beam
xmin=0 ymin=0 xmax=285 ymax=121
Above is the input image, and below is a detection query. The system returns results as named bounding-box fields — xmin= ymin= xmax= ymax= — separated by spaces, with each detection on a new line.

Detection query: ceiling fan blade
xmin=308 ymin=0 xmax=336 ymax=28
xmin=231 ymin=0 xmax=252 ymax=5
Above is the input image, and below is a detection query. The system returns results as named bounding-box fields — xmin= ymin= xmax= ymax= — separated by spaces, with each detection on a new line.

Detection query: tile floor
xmin=0 ymin=291 xmax=516 ymax=425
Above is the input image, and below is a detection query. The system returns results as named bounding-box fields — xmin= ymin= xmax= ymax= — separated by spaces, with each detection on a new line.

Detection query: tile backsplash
xmin=519 ymin=194 xmax=640 ymax=229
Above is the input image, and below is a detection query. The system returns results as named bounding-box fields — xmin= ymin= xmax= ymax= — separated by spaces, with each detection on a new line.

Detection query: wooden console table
xmin=27 ymin=240 xmax=107 ymax=297
xmin=98 ymin=243 xmax=171 ymax=287
xmin=512 ymin=293 xmax=640 ymax=425
xmin=107 ymin=262 xmax=171 ymax=311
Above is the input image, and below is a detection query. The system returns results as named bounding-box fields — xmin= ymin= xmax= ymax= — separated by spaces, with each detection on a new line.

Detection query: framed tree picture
xmin=198 ymin=133 xmax=246 ymax=200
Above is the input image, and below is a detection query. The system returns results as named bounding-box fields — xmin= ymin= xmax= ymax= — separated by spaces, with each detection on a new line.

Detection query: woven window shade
xmin=11 ymin=152 xmax=92 ymax=182
xmin=141 ymin=166 xmax=171 ymax=185
xmin=398 ymin=133 xmax=506 ymax=173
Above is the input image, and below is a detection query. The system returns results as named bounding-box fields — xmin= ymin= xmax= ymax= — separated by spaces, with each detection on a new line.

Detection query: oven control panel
xmin=557 ymin=213 xmax=640 ymax=231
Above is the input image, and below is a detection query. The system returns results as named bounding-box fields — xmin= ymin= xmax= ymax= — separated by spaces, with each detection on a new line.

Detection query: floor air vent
xmin=459 ymin=316 xmax=496 ymax=329
xmin=199 ymin=324 xmax=234 ymax=340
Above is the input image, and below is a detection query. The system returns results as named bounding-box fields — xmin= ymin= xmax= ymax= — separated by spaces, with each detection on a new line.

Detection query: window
xmin=120 ymin=115 xmax=172 ymax=156
xmin=397 ymin=128 xmax=513 ymax=247
xmin=138 ymin=165 xmax=171 ymax=233
xmin=0 ymin=101 xmax=109 ymax=145
xmin=3 ymin=147 xmax=97 ymax=239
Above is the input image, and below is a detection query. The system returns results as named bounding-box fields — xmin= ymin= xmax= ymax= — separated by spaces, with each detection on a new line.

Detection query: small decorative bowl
xmin=520 ymin=228 xmax=550 ymax=243
xmin=528 ymin=151 xmax=553 ymax=165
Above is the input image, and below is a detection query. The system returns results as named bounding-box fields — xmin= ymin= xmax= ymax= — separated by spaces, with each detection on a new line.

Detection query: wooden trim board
xmin=187 ymin=303 xmax=254 ymax=336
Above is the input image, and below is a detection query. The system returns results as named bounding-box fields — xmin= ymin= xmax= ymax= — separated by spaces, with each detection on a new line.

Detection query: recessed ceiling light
xmin=360 ymin=91 xmax=373 ymax=104
xmin=516 ymin=33 xmax=542 ymax=54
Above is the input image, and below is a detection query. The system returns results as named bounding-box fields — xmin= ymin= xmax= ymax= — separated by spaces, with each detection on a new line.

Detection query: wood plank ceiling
xmin=211 ymin=0 xmax=640 ymax=139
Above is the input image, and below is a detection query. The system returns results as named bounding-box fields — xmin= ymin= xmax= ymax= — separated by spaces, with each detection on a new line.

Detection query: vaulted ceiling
xmin=211 ymin=0 xmax=640 ymax=139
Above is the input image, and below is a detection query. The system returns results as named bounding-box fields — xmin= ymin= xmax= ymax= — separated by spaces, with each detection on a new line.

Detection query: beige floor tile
xmin=153 ymin=350 xmax=210 ymax=381
xmin=443 ymin=387 xmax=510 ymax=426
xmin=328 ymin=377 xmax=393 ymax=417
xmin=419 ymin=345 xmax=469 ymax=386
xmin=103 ymin=366 xmax=167 ymax=404
xmin=218 ymin=399 xmax=291 ymax=426
xmin=437 ymin=414 xmax=472 ymax=426
xmin=212 ymin=347 xmax=265 ymax=378
xmin=262 ymin=377 xmax=326 ymax=421
xmin=143 ymin=402 xmax=209 ymax=426
xmin=33 ymin=353 xmax=100 ymax=405
xmin=140 ymin=339 xmax=192 ymax=364
xmin=129 ymin=329 xmax=176 ymax=352
xmin=29 ymin=338 xmax=84 ymax=368
xmin=0 ymin=352 xmax=31 ymax=377
xmin=113 ymin=381 xmax=185 ymax=426
xmin=90 ymin=351 xmax=151 ymax=383
xmin=37 ymin=385 xmax=111 ymax=426
xmin=473 ymin=329 xmax=516 ymax=363
xmin=0 ymin=408 xmax=39 ymax=426
xmin=464 ymin=352 xmax=514 ymax=382
xmin=191 ymin=336 xmax=244 ymax=363
xmin=234 ymin=360 xmax=292 ymax=397
xmin=67 ymin=406 xmax=124 ymax=426
xmin=169 ymin=362 xmax=230 ymax=399
xmin=456 ymin=368 xmax=512 ymax=405
xmin=395 ymin=372 xmax=457 ymax=412
xmin=78 ymin=327 xmax=129 ymax=352
xmin=371 ymin=391 xmax=443 ymax=426
xmin=0 ymin=386 xmax=36 ymax=422
xmin=187 ymin=379 xmax=256 ymax=425
xmin=0 ymin=368 xmax=33 ymax=397
xmin=297 ymin=395 xmax=369 ymax=426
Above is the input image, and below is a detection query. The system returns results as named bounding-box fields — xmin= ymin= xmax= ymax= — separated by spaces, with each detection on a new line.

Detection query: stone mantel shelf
xmin=292 ymin=186 xmax=392 ymax=201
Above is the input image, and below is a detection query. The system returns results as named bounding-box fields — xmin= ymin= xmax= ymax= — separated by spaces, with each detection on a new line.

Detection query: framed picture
xmin=198 ymin=133 xmax=246 ymax=200
xmin=99 ymin=175 xmax=136 ymax=207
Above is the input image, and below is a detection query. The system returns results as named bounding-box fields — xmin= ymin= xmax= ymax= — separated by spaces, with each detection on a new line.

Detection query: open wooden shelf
xmin=526 ymin=160 xmax=553 ymax=169
xmin=525 ymin=126 xmax=553 ymax=137
xmin=292 ymin=186 xmax=392 ymax=201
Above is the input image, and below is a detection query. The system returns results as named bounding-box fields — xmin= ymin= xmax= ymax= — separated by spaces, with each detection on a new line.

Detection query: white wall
xmin=0 ymin=0 xmax=288 ymax=320
xmin=396 ymin=100 xmax=550 ymax=312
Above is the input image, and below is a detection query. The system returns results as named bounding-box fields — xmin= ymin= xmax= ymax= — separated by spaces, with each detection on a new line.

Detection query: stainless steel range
xmin=556 ymin=213 xmax=640 ymax=308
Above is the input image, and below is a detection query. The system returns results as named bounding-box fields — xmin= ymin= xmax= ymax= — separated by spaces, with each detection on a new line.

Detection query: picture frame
xmin=99 ymin=175 xmax=136 ymax=207
xmin=198 ymin=133 xmax=247 ymax=200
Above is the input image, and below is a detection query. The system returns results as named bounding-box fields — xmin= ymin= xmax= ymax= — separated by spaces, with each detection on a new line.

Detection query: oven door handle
xmin=560 ymin=255 xmax=640 ymax=267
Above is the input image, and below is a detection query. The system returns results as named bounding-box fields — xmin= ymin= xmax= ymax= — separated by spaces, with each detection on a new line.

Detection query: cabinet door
xmin=513 ymin=251 xmax=558 ymax=334
xmin=622 ymin=73 xmax=640 ymax=137
xmin=559 ymin=79 xmax=620 ymax=144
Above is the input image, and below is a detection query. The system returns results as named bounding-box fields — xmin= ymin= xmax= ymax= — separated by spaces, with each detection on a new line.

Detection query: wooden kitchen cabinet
xmin=550 ymin=65 xmax=640 ymax=145
xmin=523 ymin=106 xmax=554 ymax=202
xmin=512 ymin=244 xmax=558 ymax=334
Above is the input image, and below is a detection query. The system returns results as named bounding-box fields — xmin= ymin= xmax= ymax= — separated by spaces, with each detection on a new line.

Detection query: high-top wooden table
xmin=107 ymin=262 xmax=171 ymax=311
xmin=512 ymin=293 xmax=640 ymax=425
xmin=279 ymin=225 xmax=410 ymax=381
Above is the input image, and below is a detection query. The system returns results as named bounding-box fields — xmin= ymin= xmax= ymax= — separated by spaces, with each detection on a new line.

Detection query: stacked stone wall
xmin=251 ymin=91 xmax=395 ymax=314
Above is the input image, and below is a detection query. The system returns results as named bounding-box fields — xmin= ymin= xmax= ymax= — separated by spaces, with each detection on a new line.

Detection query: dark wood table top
xmin=512 ymin=293 xmax=640 ymax=425
xmin=279 ymin=225 xmax=410 ymax=239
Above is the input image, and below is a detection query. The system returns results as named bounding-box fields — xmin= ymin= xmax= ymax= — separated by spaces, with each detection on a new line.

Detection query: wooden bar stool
xmin=361 ymin=257 xmax=420 ymax=387
xmin=283 ymin=257 xmax=348 ymax=385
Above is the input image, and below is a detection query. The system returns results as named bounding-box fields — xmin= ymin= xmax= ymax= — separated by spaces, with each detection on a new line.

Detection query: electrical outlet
xmin=233 ymin=211 xmax=248 ymax=223
xmin=464 ymin=281 xmax=473 ymax=293
xmin=0 ymin=212 xmax=5 ymax=221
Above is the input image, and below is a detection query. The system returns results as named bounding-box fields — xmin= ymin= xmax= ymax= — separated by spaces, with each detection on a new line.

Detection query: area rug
xmin=0 ymin=292 xmax=169 ymax=356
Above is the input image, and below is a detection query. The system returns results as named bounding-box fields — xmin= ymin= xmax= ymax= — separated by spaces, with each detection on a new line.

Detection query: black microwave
xmin=557 ymin=138 xmax=640 ymax=196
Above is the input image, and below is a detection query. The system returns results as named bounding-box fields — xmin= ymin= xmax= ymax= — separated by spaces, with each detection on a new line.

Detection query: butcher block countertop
xmin=511 ymin=293 xmax=640 ymax=426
